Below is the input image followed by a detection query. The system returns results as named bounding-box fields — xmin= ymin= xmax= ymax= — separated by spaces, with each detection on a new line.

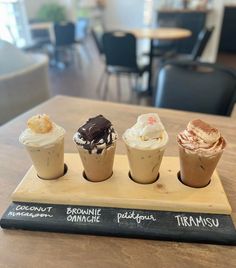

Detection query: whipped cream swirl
xmin=19 ymin=122 xmax=65 ymax=147
xmin=177 ymin=119 xmax=226 ymax=156
xmin=123 ymin=113 xmax=168 ymax=150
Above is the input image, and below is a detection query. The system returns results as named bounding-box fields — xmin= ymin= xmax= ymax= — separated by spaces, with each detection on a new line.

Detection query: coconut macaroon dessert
xmin=19 ymin=114 xmax=66 ymax=180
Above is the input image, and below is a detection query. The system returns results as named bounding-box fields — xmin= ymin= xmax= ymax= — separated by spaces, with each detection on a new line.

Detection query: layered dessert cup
xmin=73 ymin=115 xmax=118 ymax=182
xmin=177 ymin=119 xmax=226 ymax=188
xmin=19 ymin=114 xmax=66 ymax=180
xmin=123 ymin=113 xmax=168 ymax=184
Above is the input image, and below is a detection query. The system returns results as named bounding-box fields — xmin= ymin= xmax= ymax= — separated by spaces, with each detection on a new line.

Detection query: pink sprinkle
xmin=147 ymin=116 xmax=157 ymax=125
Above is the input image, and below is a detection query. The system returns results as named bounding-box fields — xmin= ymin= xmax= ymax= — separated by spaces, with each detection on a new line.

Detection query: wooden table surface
xmin=30 ymin=22 xmax=52 ymax=31
xmin=0 ymin=95 xmax=235 ymax=268
xmin=30 ymin=24 xmax=191 ymax=41
xmin=130 ymin=27 xmax=191 ymax=40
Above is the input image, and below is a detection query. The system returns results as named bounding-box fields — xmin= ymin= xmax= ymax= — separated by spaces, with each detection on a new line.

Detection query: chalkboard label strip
xmin=1 ymin=202 xmax=236 ymax=245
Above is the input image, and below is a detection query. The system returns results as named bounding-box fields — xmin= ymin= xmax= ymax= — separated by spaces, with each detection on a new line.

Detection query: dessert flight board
xmin=1 ymin=154 xmax=236 ymax=245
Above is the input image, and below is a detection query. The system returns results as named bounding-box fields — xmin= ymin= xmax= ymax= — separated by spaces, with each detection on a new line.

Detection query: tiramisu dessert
xmin=177 ymin=119 xmax=226 ymax=187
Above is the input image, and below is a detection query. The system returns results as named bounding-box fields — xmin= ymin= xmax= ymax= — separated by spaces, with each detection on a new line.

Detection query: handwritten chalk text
xmin=175 ymin=215 xmax=219 ymax=228
xmin=16 ymin=205 xmax=53 ymax=213
xmin=66 ymin=207 xmax=101 ymax=223
xmin=7 ymin=205 xmax=54 ymax=218
xmin=8 ymin=211 xmax=53 ymax=218
xmin=117 ymin=211 xmax=157 ymax=224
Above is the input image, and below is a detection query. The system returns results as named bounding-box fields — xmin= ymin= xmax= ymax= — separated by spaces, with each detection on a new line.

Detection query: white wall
xmin=201 ymin=0 xmax=225 ymax=62
xmin=104 ymin=0 xmax=146 ymax=30
xmin=24 ymin=0 xmax=50 ymax=19
xmin=224 ymin=0 xmax=236 ymax=4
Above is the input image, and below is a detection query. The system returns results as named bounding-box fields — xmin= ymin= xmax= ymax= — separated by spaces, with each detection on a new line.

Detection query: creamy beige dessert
xmin=177 ymin=119 xmax=226 ymax=187
xmin=19 ymin=114 xmax=66 ymax=179
xmin=123 ymin=113 xmax=168 ymax=184
xmin=73 ymin=115 xmax=118 ymax=182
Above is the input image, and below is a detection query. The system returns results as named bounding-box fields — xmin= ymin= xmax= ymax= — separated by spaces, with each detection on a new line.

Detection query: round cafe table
xmin=129 ymin=28 xmax=192 ymax=94
xmin=130 ymin=27 xmax=192 ymax=40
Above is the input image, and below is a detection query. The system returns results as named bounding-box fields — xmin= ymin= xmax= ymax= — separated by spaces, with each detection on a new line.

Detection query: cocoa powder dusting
xmin=191 ymin=119 xmax=218 ymax=135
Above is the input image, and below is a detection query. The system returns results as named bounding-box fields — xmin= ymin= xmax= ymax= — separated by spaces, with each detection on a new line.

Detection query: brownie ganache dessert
xmin=73 ymin=115 xmax=118 ymax=154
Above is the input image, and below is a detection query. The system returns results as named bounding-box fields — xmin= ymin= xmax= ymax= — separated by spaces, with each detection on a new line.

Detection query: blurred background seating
xmin=156 ymin=10 xmax=207 ymax=55
xmin=155 ymin=60 xmax=236 ymax=116
xmin=161 ymin=27 xmax=214 ymax=62
xmin=0 ymin=0 xmax=236 ymax=124
xmin=101 ymin=31 xmax=149 ymax=101
xmin=29 ymin=19 xmax=51 ymax=51
xmin=91 ymin=23 xmax=105 ymax=58
xmin=52 ymin=21 xmax=76 ymax=68
xmin=0 ymin=41 xmax=50 ymax=125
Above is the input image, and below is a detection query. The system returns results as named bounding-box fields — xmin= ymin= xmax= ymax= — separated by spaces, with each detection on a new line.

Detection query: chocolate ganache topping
xmin=73 ymin=115 xmax=118 ymax=154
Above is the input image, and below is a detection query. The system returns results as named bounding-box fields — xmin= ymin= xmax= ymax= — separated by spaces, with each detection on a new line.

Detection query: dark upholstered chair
xmin=156 ymin=10 xmax=207 ymax=54
xmin=54 ymin=22 xmax=75 ymax=47
xmin=100 ymin=31 xmax=149 ymax=101
xmin=191 ymin=27 xmax=214 ymax=60
xmin=53 ymin=22 xmax=76 ymax=67
xmin=91 ymin=24 xmax=104 ymax=56
xmin=155 ymin=60 xmax=236 ymax=116
xmin=161 ymin=27 xmax=214 ymax=61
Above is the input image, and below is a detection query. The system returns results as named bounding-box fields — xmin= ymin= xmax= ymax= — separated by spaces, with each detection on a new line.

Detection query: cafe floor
xmin=48 ymin=38 xmax=152 ymax=106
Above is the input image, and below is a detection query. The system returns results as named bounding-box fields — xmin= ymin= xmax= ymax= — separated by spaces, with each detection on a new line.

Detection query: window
xmin=0 ymin=0 xmax=31 ymax=48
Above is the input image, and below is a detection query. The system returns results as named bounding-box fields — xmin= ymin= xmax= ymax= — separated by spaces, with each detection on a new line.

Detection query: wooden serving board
xmin=12 ymin=154 xmax=232 ymax=215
